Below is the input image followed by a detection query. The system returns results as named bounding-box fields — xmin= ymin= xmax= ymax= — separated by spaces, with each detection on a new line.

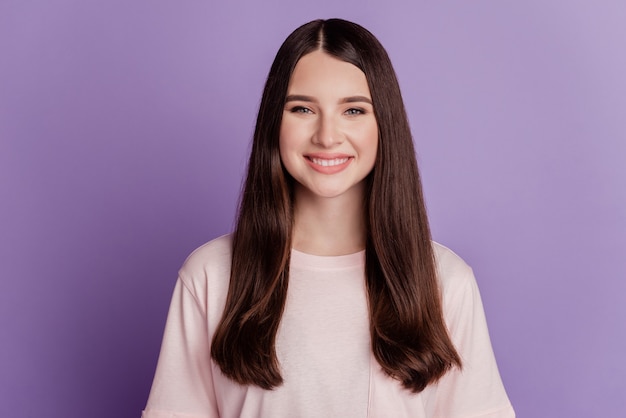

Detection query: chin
xmin=309 ymin=184 xmax=363 ymax=200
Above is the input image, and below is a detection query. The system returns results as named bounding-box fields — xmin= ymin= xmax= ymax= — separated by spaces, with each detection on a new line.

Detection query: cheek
xmin=279 ymin=118 xmax=309 ymax=159
xmin=279 ymin=119 xmax=295 ymax=149
xmin=278 ymin=127 xmax=298 ymax=173
xmin=359 ymin=122 xmax=379 ymax=163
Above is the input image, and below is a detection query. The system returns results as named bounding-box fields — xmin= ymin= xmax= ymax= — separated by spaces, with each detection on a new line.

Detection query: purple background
xmin=1 ymin=1 xmax=624 ymax=417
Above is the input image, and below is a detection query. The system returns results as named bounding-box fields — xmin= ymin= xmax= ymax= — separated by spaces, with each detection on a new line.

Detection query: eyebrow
xmin=285 ymin=94 xmax=373 ymax=105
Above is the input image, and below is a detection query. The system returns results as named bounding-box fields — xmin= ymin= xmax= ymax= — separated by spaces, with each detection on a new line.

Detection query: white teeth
xmin=310 ymin=157 xmax=349 ymax=167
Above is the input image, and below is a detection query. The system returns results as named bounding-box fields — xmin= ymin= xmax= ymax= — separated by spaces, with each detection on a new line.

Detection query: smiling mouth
xmin=307 ymin=157 xmax=351 ymax=167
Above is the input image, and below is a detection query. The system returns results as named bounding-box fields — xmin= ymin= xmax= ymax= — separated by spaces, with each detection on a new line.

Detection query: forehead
xmin=288 ymin=50 xmax=371 ymax=97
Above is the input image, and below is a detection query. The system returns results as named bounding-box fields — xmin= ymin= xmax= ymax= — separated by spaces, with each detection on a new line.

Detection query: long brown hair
xmin=211 ymin=18 xmax=461 ymax=393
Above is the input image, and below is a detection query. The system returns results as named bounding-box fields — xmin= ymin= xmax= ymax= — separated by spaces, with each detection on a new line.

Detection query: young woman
xmin=142 ymin=19 xmax=515 ymax=418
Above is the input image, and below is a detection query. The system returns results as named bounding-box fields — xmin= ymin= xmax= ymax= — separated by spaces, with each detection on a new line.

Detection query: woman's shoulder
xmin=431 ymin=241 xmax=476 ymax=295
xmin=181 ymin=234 xmax=233 ymax=270
xmin=177 ymin=234 xmax=233 ymax=291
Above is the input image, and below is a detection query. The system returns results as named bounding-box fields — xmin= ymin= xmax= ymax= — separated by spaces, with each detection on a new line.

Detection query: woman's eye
xmin=290 ymin=106 xmax=313 ymax=114
xmin=345 ymin=108 xmax=365 ymax=116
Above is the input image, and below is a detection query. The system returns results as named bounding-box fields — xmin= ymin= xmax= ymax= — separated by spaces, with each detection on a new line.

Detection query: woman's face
xmin=279 ymin=50 xmax=378 ymax=201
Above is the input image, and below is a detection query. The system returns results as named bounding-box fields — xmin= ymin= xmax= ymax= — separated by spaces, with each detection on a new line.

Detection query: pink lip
xmin=304 ymin=153 xmax=353 ymax=174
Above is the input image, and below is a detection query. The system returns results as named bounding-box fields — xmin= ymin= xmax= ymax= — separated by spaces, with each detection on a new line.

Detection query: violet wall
xmin=1 ymin=1 xmax=624 ymax=417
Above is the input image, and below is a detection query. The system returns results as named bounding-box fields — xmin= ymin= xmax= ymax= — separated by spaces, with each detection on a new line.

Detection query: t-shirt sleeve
xmin=424 ymin=249 xmax=515 ymax=418
xmin=142 ymin=278 xmax=219 ymax=418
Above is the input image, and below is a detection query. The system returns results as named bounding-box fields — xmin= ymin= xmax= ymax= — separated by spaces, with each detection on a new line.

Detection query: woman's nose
xmin=313 ymin=115 xmax=342 ymax=147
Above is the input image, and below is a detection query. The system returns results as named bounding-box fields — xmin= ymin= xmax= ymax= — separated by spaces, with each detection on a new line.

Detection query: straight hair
xmin=211 ymin=18 xmax=461 ymax=393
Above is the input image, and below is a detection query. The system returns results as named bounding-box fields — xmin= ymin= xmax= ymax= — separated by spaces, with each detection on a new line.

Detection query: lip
xmin=304 ymin=153 xmax=353 ymax=174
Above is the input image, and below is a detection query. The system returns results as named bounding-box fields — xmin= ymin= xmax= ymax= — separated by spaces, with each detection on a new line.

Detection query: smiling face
xmin=279 ymin=50 xmax=379 ymax=201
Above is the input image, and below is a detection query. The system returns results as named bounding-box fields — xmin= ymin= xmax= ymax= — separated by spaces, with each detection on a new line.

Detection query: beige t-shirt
xmin=142 ymin=235 xmax=514 ymax=418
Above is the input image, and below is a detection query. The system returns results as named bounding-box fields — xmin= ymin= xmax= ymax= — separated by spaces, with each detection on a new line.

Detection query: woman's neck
xmin=291 ymin=185 xmax=367 ymax=256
